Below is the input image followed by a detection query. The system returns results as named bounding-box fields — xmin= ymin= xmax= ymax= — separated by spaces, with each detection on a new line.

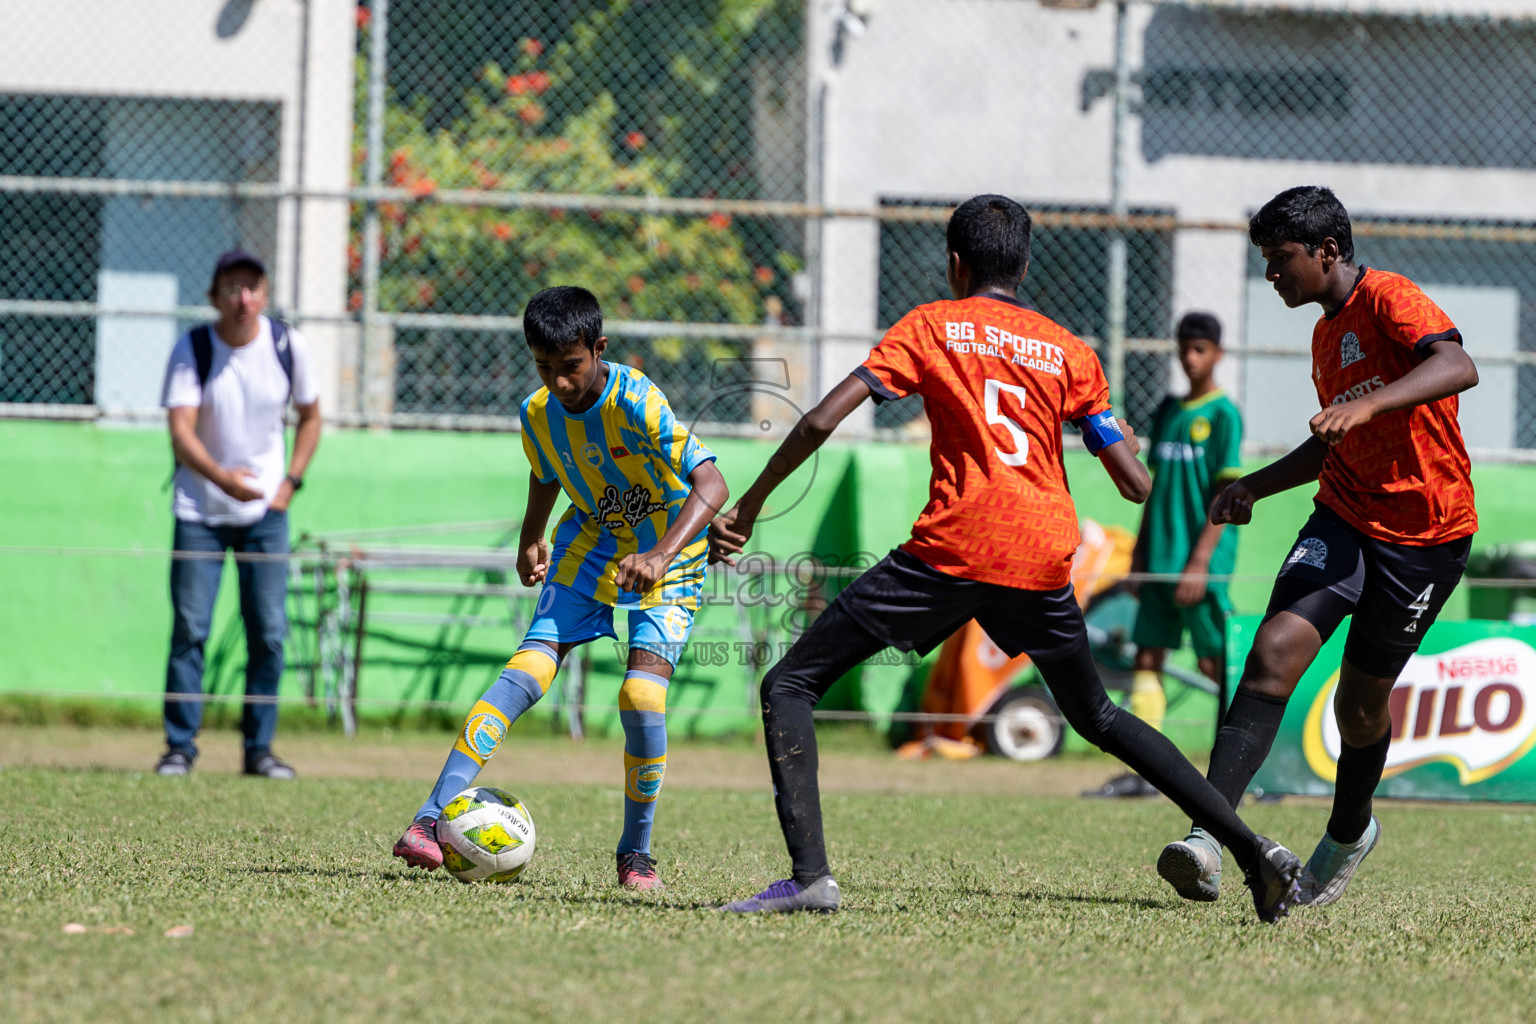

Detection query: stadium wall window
xmin=0 ymin=94 xmax=281 ymax=406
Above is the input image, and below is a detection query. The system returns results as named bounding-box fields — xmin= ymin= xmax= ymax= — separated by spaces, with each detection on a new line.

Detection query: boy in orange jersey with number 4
xmin=1155 ymin=186 xmax=1479 ymax=910
xmin=709 ymin=195 xmax=1302 ymax=922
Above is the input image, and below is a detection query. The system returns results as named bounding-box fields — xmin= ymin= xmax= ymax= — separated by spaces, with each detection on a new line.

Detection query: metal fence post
xmin=1105 ymin=0 xmax=1132 ymax=409
xmin=359 ymin=0 xmax=389 ymax=426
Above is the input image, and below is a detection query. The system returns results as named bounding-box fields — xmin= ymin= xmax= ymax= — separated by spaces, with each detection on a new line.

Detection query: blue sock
xmin=414 ymin=642 xmax=557 ymax=820
xmin=617 ymin=669 xmax=670 ymax=856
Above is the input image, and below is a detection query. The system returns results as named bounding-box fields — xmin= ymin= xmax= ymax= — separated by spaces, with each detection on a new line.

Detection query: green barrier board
xmin=1231 ymin=615 xmax=1536 ymax=802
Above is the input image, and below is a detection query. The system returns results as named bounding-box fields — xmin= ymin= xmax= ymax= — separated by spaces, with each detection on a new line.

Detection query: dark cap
xmin=211 ymin=249 xmax=268 ymax=285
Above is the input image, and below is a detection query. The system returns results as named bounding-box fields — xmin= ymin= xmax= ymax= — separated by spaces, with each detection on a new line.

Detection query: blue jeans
xmin=164 ymin=509 xmax=289 ymax=758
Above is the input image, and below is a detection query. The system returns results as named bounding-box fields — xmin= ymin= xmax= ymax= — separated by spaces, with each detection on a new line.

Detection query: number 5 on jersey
xmin=985 ymin=378 xmax=1029 ymax=466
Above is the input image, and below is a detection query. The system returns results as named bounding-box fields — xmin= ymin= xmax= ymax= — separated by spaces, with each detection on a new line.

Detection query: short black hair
xmin=1249 ymin=185 xmax=1354 ymax=263
xmin=1176 ymin=311 xmax=1222 ymax=347
xmin=946 ymin=195 xmax=1032 ymax=291
xmin=523 ymin=285 xmax=603 ymax=350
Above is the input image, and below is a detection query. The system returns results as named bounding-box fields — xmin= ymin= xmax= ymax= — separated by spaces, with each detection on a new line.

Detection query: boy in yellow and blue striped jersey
xmin=392 ymin=286 xmax=728 ymax=889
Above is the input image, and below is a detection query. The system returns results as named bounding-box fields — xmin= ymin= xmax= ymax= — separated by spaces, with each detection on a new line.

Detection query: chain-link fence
xmin=4 ymin=0 xmax=1536 ymax=452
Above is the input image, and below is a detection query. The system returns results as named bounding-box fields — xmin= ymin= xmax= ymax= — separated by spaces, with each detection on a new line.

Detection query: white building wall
xmin=810 ymin=0 xmax=1536 ymax=442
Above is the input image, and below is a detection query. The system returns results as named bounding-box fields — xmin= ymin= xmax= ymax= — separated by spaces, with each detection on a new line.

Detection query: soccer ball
xmin=436 ymin=787 xmax=537 ymax=883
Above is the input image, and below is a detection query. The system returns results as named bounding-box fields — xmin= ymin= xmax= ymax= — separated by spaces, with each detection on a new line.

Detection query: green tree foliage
xmin=351 ymin=0 xmax=800 ymax=333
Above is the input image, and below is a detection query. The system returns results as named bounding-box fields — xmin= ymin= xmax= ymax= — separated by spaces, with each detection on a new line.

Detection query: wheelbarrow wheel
xmin=982 ymin=685 xmax=1065 ymax=761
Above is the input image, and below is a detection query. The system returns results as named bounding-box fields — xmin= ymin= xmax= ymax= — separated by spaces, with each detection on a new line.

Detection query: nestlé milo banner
xmin=1229 ymin=616 xmax=1536 ymax=802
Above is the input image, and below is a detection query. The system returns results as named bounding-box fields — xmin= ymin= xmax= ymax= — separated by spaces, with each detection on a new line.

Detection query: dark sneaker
xmin=1245 ymin=836 xmax=1302 ymax=923
xmin=1082 ymin=772 xmax=1160 ymax=799
xmin=243 ymin=751 xmax=296 ymax=780
xmin=1157 ymin=829 xmax=1223 ymax=902
xmin=392 ymin=817 xmax=443 ymax=871
xmin=155 ymin=750 xmax=194 ymax=777
xmin=719 ymin=876 xmax=841 ymax=914
xmin=617 ymin=851 xmax=663 ymax=890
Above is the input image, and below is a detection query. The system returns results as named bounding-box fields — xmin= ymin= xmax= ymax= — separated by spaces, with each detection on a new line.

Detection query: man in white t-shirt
xmin=156 ymin=250 xmax=322 ymax=778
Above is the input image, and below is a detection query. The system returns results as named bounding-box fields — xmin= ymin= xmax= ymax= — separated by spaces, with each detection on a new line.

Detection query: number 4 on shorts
xmin=1404 ymin=584 xmax=1434 ymax=633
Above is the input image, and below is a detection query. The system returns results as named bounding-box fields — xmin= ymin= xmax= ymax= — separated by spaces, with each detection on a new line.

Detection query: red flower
xmin=506 ymin=74 xmax=531 ymax=96
xmin=684 ymin=274 xmax=702 ymax=292
xmin=520 ymin=37 xmax=543 ymax=58
xmin=348 ymin=290 xmax=363 ymax=312
xmin=627 ymin=275 xmax=645 ymax=294
xmin=390 ymin=148 xmax=411 ymax=169
xmin=355 ymin=6 xmax=371 ymax=31
xmin=527 ymin=71 xmax=550 ymax=94
xmin=549 ymin=207 xmax=565 ymax=220
xmin=518 ymin=103 xmax=545 ymax=125
xmin=523 ymin=261 xmax=542 ymax=277
xmin=347 ymin=244 xmax=362 ymax=274
xmin=488 ymin=222 xmax=513 ymax=242
xmin=414 ymin=281 xmax=437 ymax=308
xmin=753 ymin=265 xmax=774 ymax=286
xmin=408 ymin=176 xmax=436 ymax=198
xmin=706 ymin=212 xmax=730 ymax=231
xmin=624 ymin=131 xmax=647 ymax=151
xmin=404 ymin=234 xmax=423 ymax=256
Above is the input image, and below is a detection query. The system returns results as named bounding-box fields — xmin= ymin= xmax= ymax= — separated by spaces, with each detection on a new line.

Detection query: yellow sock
xmin=1129 ymin=671 xmax=1166 ymax=732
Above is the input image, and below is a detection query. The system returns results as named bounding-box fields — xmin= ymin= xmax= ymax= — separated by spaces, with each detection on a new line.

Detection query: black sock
xmin=1200 ymin=689 xmax=1289 ymax=821
xmin=759 ymin=601 xmax=888 ymax=888
xmin=763 ymin=684 xmax=830 ymax=887
xmin=1326 ymin=730 xmax=1390 ymax=844
xmin=1034 ymin=642 xmax=1264 ymax=878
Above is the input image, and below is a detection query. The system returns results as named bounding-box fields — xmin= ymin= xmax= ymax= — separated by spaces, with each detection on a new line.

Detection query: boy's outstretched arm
xmin=1310 ymin=339 xmax=1477 ymax=444
xmin=709 ymin=374 xmax=873 ymax=564
xmin=614 ymin=460 xmax=729 ymax=594
xmin=517 ymin=473 xmax=563 ymax=586
xmin=1093 ymin=418 xmax=1152 ymax=504
xmin=1209 ymin=436 xmax=1329 ymax=526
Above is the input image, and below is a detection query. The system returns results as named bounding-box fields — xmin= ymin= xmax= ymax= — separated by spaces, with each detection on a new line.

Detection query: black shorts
xmin=1264 ymin=502 xmax=1471 ymax=678
xmin=830 ymin=548 xmax=1087 ymax=663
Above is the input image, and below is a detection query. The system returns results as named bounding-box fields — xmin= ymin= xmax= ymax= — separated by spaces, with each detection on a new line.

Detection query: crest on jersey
xmin=1286 ymin=537 xmax=1329 ymax=570
xmin=1340 ymin=331 xmax=1365 ymax=369
xmin=581 ymin=442 xmax=604 ymax=467
xmin=1189 ymin=416 xmax=1212 ymax=444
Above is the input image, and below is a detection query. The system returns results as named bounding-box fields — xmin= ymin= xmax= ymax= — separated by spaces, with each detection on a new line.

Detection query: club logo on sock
xmin=465 ymin=712 xmax=507 ymax=760
xmin=627 ymin=761 xmax=665 ymax=801
xmin=1286 ymin=537 xmax=1328 ymax=570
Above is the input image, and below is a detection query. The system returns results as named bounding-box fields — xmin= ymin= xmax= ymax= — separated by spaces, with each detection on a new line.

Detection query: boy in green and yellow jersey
xmin=1087 ymin=312 xmax=1243 ymax=798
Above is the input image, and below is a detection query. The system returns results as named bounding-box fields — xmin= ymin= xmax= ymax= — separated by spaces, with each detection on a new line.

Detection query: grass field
xmin=4 ymin=726 xmax=1536 ymax=1023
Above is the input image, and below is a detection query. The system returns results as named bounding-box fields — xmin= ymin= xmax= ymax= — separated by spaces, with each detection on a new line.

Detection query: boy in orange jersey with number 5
xmin=709 ymin=195 xmax=1302 ymax=922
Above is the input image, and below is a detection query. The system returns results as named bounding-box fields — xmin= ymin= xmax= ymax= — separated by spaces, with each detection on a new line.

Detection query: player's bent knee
xmin=1052 ymin=688 xmax=1117 ymax=748
xmin=506 ymin=645 xmax=559 ymax=694
xmin=619 ymin=675 xmax=668 ymax=714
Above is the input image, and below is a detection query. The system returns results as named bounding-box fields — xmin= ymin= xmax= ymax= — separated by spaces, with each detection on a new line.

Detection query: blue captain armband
xmin=1075 ymin=409 xmax=1125 ymax=455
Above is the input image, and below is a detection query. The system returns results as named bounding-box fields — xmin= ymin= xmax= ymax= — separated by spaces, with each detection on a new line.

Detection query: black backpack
xmin=169 ymin=320 xmax=295 ymax=478
xmin=189 ymin=319 xmax=294 ymax=391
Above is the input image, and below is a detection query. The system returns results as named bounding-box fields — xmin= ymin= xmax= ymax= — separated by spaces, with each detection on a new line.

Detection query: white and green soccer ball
xmin=436 ymin=787 xmax=537 ymax=883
